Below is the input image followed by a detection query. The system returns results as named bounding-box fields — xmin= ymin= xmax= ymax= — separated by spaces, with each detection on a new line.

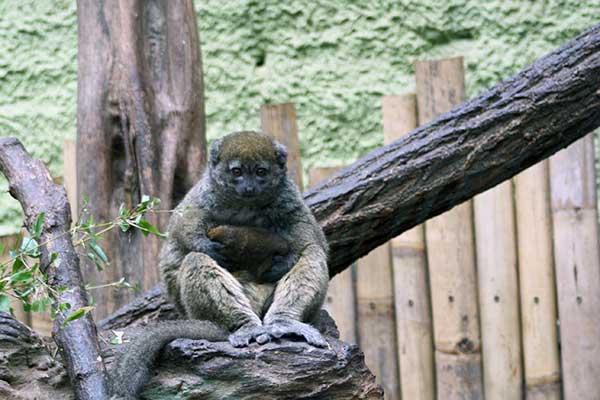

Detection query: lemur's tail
xmin=110 ymin=320 xmax=228 ymax=400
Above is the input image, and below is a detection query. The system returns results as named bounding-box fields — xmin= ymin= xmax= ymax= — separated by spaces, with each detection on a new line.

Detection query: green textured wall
xmin=1 ymin=1 xmax=599 ymax=234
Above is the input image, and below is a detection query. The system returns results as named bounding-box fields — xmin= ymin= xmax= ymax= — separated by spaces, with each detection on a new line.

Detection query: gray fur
xmin=111 ymin=131 xmax=329 ymax=399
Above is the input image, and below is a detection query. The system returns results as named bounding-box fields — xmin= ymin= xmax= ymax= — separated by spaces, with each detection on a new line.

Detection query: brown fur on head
xmin=210 ymin=131 xmax=287 ymax=168
xmin=208 ymin=131 xmax=288 ymax=202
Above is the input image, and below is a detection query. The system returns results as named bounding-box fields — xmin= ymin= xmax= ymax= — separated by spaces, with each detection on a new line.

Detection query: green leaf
xmin=118 ymin=203 xmax=128 ymax=217
xmin=0 ymin=295 xmax=10 ymax=313
xmin=86 ymin=252 xmax=103 ymax=271
xmin=20 ymin=237 xmax=40 ymax=258
xmin=61 ymin=306 xmax=94 ymax=327
xmin=118 ymin=221 xmax=130 ymax=232
xmin=110 ymin=330 xmax=125 ymax=345
xmin=12 ymin=257 xmax=25 ymax=274
xmin=31 ymin=297 xmax=52 ymax=313
xmin=59 ymin=302 xmax=72 ymax=312
xmin=49 ymin=252 xmax=58 ymax=265
xmin=32 ymin=212 xmax=45 ymax=239
xmin=10 ymin=269 xmax=33 ymax=284
xmin=88 ymin=240 xmax=109 ymax=265
xmin=0 ymin=243 xmax=5 ymax=256
xmin=137 ymin=219 xmax=166 ymax=238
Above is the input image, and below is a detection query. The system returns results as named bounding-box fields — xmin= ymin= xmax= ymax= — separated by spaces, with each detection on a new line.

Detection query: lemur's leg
xmin=178 ymin=252 xmax=265 ymax=347
xmin=261 ymin=244 xmax=329 ymax=347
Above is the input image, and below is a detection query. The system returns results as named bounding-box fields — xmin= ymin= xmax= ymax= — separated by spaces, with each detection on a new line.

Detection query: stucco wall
xmin=0 ymin=1 xmax=598 ymax=234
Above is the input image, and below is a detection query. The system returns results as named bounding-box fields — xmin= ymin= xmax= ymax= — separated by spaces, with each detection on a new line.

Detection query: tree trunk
xmin=76 ymin=0 xmax=206 ymax=318
xmin=310 ymin=23 xmax=600 ymax=276
xmin=0 ymin=139 xmax=110 ymax=400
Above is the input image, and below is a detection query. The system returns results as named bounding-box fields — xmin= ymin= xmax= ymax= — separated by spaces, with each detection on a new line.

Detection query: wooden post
xmin=473 ymin=181 xmax=522 ymax=400
xmin=382 ymin=94 xmax=435 ymax=400
xmin=549 ymin=133 xmax=600 ymax=399
xmin=356 ymin=243 xmax=400 ymax=400
xmin=260 ymin=103 xmax=304 ymax=190
xmin=63 ymin=139 xmax=78 ymax=219
xmin=309 ymin=167 xmax=357 ymax=343
xmin=514 ymin=161 xmax=561 ymax=399
xmin=415 ymin=56 xmax=483 ymax=399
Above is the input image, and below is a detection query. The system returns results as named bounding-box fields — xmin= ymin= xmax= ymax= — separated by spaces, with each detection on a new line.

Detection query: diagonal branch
xmin=0 ymin=138 xmax=110 ymax=400
xmin=306 ymin=23 xmax=600 ymax=276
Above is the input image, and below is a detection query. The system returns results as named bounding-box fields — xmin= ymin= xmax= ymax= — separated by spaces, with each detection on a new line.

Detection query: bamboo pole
xmin=64 ymin=139 xmax=78 ymax=219
xmin=356 ymin=243 xmax=400 ymax=400
xmin=309 ymin=167 xmax=356 ymax=343
xmin=474 ymin=181 xmax=522 ymax=400
xmin=549 ymin=133 xmax=600 ymax=399
xmin=383 ymin=94 xmax=434 ymax=400
xmin=514 ymin=161 xmax=561 ymax=399
xmin=415 ymin=56 xmax=483 ymax=399
xmin=260 ymin=103 xmax=304 ymax=190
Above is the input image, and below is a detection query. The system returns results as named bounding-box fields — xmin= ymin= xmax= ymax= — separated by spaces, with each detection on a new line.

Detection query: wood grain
xmin=261 ymin=103 xmax=304 ymax=190
xmin=383 ymin=94 xmax=435 ymax=400
xmin=549 ymin=133 xmax=600 ymax=399
xmin=474 ymin=181 xmax=522 ymax=400
xmin=514 ymin=161 xmax=560 ymax=399
xmin=416 ymin=57 xmax=483 ymax=399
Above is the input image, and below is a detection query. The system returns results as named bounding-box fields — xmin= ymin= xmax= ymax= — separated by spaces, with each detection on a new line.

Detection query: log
xmin=0 ymin=304 xmax=383 ymax=400
xmin=0 ymin=138 xmax=110 ymax=399
xmin=306 ymin=24 xmax=600 ymax=277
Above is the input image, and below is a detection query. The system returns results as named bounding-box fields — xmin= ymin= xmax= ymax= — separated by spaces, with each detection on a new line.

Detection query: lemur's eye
xmin=256 ymin=168 xmax=267 ymax=177
xmin=231 ymin=168 xmax=242 ymax=177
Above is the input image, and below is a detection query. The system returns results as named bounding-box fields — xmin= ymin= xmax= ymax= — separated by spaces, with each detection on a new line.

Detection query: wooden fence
xmin=3 ymin=55 xmax=600 ymax=399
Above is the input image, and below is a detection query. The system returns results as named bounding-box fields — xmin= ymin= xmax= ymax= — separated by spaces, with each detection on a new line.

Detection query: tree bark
xmin=0 ymin=308 xmax=383 ymax=400
xmin=310 ymin=23 xmax=600 ymax=276
xmin=76 ymin=0 xmax=206 ymax=318
xmin=0 ymin=138 xmax=110 ymax=400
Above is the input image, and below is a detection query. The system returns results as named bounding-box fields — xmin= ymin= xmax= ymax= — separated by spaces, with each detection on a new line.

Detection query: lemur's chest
xmin=214 ymin=207 xmax=275 ymax=229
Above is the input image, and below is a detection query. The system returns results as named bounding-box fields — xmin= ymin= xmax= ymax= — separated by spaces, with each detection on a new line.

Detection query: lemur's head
xmin=208 ymin=131 xmax=288 ymax=202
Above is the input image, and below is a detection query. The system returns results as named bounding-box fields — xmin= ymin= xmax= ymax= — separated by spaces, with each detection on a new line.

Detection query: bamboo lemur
xmin=110 ymin=131 xmax=329 ymax=399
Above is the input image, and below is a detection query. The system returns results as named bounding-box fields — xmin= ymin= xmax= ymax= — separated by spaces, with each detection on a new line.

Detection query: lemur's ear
xmin=209 ymin=137 xmax=224 ymax=167
xmin=274 ymin=141 xmax=288 ymax=169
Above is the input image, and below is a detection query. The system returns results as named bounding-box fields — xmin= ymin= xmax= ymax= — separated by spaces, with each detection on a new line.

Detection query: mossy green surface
xmin=1 ymin=1 xmax=598 ymax=234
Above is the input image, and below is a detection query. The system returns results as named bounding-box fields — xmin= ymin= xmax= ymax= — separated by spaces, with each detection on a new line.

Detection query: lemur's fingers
xmin=228 ymin=323 xmax=267 ymax=347
xmin=266 ymin=320 xmax=327 ymax=348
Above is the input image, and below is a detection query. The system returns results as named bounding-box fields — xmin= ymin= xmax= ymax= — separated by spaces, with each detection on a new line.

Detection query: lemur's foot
xmin=264 ymin=319 xmax=327 ymax=348
xmin=228 ymin=323 xmax=267 ymax=347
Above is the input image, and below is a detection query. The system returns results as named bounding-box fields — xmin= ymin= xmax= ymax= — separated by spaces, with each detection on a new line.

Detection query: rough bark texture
xmin=0 ymin=138 xmax=109 ymax=399
xmin=0 ymin=306 xmax=383 ymax=400
xmin=309 ymin=23 xmax=600 ymax=276
xmin=76 ymin=0 xmax=207 ymax=318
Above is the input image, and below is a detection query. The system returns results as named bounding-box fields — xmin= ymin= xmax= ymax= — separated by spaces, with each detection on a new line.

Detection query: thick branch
xmin=0 ymin=138 xmax=109 ymax=400
xmin=310 ymin=23 xmax=600 ymax=276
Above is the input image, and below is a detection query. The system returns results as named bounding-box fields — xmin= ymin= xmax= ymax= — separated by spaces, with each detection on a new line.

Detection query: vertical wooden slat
xmin=549 ymin=133 xmax=600 ymax=399
xmin=260 ymin=103 xmax=304 ymax=190
xmin=514 ymin=161 xmax=561 ymax=399
xmin=415 ymin=57 xmax=483 ymax=399
xmin=0 ymin=234 xmax=31 ymax=327
xmin=309 ymin=167 xmax=356 ymax=343
xmin=356 ymin=243 xmax=400 ymax=400
xmin=382 ymin=94 xmax=435 ymax=400
xmin=63 ymin=139 xmax=78 ymax=219
xmin=473 ymin=181 xmax=522 ymax=400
